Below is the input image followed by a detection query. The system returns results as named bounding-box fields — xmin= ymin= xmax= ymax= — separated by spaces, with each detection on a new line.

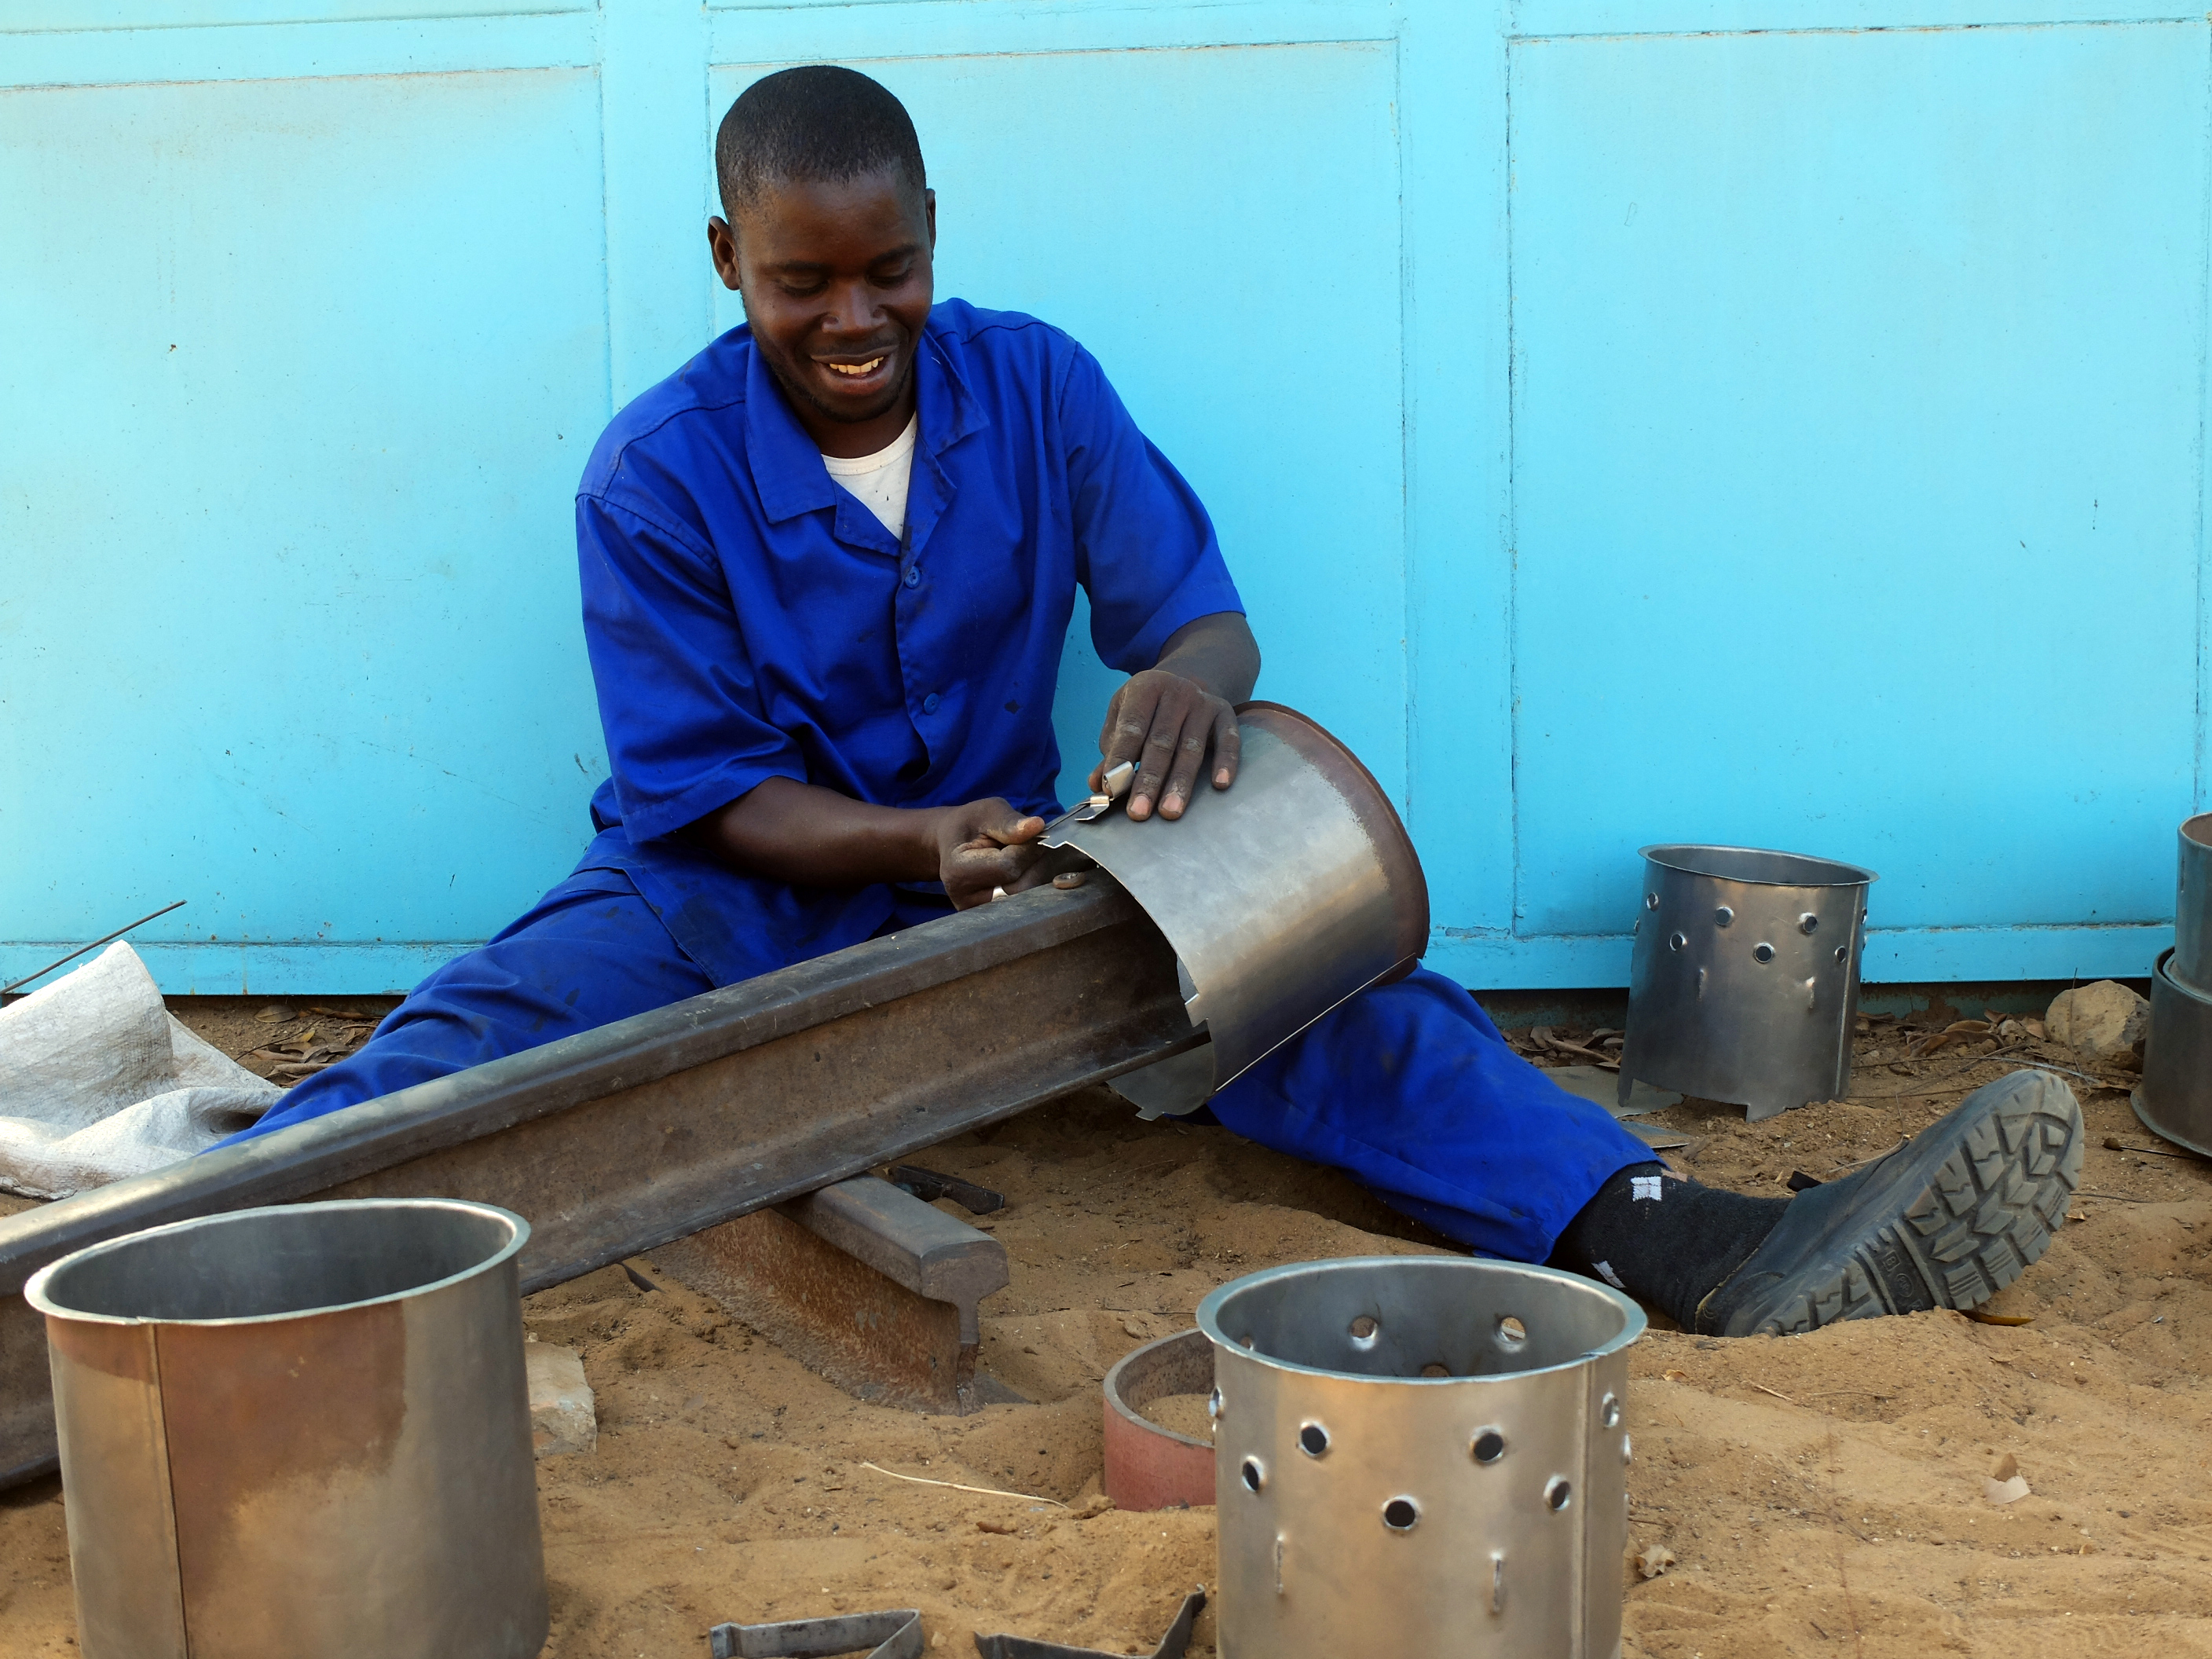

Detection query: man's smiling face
xmin=709 ymin=168 xmax=936 ymax=459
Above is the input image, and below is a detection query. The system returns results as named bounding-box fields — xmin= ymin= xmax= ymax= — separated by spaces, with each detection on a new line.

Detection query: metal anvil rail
xmin=0 ymin=878 xmax=1198 ymax=1487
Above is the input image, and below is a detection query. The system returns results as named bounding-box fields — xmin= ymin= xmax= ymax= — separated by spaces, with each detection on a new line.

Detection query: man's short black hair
xmin=716 ymin=65 xmax=926 ymax=218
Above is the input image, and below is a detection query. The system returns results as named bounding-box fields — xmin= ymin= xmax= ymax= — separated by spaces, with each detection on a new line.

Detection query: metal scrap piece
xmin=973 ymin=1589 xmax=1206 ymax=1659
xmin=709 ymin=1608 xmax=922 ymax=1659
xmin=780 ymin=1176 xmax=1010 ymax=1340
xmin=888 ymin=1164 xmax=1005 ymax=1214
xmin=650 ymin=1175 xmax=1014 ymax=1414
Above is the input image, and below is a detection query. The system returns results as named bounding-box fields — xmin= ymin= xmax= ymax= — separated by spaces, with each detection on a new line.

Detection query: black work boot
xmin=1695 ymin=1068 xmax=2083 ymax=1337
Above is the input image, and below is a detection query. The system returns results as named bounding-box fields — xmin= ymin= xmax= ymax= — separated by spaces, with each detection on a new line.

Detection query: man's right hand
xmin=930 ymin=797 xmax=1048 ymax=910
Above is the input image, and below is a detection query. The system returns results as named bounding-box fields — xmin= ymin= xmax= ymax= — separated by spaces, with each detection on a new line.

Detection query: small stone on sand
xmin=2045 ymin=982 xmax=2148 ymax=1063
xmin=526 ymin=1342 xmax=596 ymax=1457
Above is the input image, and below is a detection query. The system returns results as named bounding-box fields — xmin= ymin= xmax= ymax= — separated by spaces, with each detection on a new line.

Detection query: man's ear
xmin=707 ymin=215 xmax=742 ymax=292
xmin=923 ymin=188 xmax=937 ymax=254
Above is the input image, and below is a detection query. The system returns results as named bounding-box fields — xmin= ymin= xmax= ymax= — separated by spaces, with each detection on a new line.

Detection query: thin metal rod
xmin=0 ymin=900 xmax=188 ymax=998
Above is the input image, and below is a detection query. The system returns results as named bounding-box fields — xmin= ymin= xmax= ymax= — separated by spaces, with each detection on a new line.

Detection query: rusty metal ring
xmin=1102 ymin=1328 xmax=1216 ymax=1512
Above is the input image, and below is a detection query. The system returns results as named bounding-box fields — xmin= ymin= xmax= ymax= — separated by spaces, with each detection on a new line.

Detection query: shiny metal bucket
xmin=1199 ymin=1257 xmax=1644 ymax=1658
xmin=24 ymin=1199 xmax=548 ymax=1659
xmin=2173 ymin=816 xmax=2212 ymax=996
xmin=1620 ymin=844 xmax=1877 ymax=1122
xmin=2136 ymin=949 xmax=2212 ymax=1158
xmin=1043 ymin=701 xmax=1428 ymax=1117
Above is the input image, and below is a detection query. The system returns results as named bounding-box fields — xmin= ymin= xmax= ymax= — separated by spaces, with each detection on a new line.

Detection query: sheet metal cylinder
xmin=2137 ymin=949 xmax=2212 ymax=1158
xmin=25 ymin=1198 xmax=547 ymax=1659
xmin=1103 ymin=1327 xmax=1216 ymax=1513
xmin=2174 ymin=815 xmax=2212 ymax=996
xmin=1042 ymin=701 xmax=1427 ymax=1116
xmin=1199 ymin=1258 xmax=1644 ymax=1658
xmin=1620 ymin=844 xmax=1877 ymax=1122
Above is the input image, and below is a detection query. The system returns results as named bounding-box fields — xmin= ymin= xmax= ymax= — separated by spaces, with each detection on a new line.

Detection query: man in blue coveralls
xmin=243 ymin=67 xmax=2082 ymax=1339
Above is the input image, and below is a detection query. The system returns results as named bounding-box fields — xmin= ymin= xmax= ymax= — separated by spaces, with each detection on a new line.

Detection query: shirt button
xmin=921 ymin=692 xmax=941 ymax=714
xmin=903 ymin=566 xmax=921 ymax=588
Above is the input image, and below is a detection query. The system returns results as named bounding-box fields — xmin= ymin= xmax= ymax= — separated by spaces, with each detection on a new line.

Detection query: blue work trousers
xmin=234 ymin=870 xmax=1647 ymax=1263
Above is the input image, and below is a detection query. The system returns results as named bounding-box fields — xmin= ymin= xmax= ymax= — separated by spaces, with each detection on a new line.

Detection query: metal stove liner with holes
xmin=1198 ymin=1257 xmax=1644 ymax=1658
xmin=25 ymin=1199 xmax=546 ymax=1659
xmin=1619 ymin=844 xmax=1877 ymax=1122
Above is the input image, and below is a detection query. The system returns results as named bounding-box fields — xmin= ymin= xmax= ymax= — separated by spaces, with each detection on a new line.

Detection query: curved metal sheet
xmin=1042 ymin=702 xmax=1428 ymax=1108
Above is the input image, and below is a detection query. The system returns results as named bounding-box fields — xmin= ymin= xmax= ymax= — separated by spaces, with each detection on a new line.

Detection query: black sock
xmin=1546 ymin=1163 xmax=1788 ymax=1331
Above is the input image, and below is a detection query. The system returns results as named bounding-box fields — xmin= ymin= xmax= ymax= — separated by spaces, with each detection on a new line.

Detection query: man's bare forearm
xmin=685 ymin=777 xmax=945 ymax=888
xmin=1155 ymin=611 xmax=1260 ymax=705
xmin=682 ymin=778 xmax=1047 ymax=909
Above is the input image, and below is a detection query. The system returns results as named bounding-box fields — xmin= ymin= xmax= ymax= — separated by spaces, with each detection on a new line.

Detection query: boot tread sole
xmin=1733 ymin=1072 xmax=2083 ymax=1338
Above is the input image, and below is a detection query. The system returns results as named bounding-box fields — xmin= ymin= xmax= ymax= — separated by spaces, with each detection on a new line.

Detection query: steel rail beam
xmin=0 ymin=879 xmax=1198 ymax=1486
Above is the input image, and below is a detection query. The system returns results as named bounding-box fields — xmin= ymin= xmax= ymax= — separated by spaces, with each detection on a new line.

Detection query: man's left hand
xmin=1093 ymin=668 xmax=1242 ymax=822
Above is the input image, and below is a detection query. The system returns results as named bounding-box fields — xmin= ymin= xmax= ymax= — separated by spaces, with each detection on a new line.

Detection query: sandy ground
xmin=0 ymin=1005 xmax=2207 ymax=1656
xmin=162 ymin=994 xmax=403 ymax=1087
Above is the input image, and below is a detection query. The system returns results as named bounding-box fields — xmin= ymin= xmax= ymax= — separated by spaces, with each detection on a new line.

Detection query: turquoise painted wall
xmin=2 ymin=1 xmax=2201 ymax=994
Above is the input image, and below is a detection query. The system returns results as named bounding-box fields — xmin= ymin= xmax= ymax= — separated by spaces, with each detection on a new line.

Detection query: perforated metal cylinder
xmin=1199 ymin=1258 xmax=1644 ymax=1659
xmin=1621 ymin=844 xmax=1877 ymax=1122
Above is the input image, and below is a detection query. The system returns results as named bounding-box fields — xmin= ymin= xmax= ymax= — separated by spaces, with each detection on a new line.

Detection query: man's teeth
xmin=827 ymin=357 xmax=884 ymax=377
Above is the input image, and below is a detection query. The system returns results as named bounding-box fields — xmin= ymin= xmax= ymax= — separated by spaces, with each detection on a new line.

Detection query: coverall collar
xmin=746 ymin=313 xmax=991 ymax=531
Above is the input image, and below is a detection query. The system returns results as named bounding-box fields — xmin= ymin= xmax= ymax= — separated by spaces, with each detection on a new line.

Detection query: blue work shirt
xmin=569 ymin=298 xmax=1243 ymax=986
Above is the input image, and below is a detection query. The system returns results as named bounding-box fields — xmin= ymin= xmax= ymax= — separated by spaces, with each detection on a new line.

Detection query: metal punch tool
xmin=991 ymin=761 xmax=1133 ymax=903
xmin=1042 ymin=760 xmax=1136 ymax=837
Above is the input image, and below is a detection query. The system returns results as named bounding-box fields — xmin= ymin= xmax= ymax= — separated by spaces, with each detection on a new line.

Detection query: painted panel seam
xmin=1513 ymin=16 xmax=2199 ymax=42
xmin=0 ymin=11 xmax=599 ymax=90
xmin=2199 ymin=17 xmax=2212 ymax=811
xmin=707 ymin=38 xmax=1404 ymax=71
xmin=1442 ymin=921 xmax=2177 ymax=942
xmin=1392 ymin=23 xmax=1415 ymax=819
xmin=1503 ymin=27 xmax=1525 ymax=939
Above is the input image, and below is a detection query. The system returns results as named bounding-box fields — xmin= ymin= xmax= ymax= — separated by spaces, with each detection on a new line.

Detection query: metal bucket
xmin=1620 ymin=844 xmax=1877 ymax=1122
xmin=24 ymin=1199 xmax=548 ymax=1659
xmin=1198 ymin=1257 xmax=1644 ymax=1658
xmin=1043 ymin=701 xmax=1428 ymax=1118
xmin=2136 ymin=949 xmax=2212 ymax=1158
xmin=2174 ymin=815 xmax=2212 ymax=997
